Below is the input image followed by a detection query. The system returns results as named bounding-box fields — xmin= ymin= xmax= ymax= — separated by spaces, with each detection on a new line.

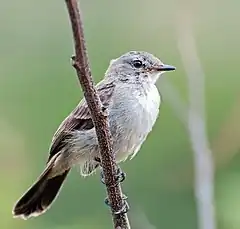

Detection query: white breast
xmin=111 ymin=84 xmax=161 ymax=162
xmin=137 ymin=84 xmax=161 ymax=132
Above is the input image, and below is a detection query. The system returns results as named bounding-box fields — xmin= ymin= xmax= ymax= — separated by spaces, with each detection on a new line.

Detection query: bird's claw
xmin=116 ymin=167 xmax=126 ymax=183
xmin=104 ymin=194 xmax=129 ymax=215
xmin=100 ymin=166 xmax=126 ymax=185
xmin=100 ymin=170 xmax=106 ymax=185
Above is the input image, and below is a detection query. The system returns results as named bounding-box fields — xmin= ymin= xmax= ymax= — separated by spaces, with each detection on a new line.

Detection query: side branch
xmin=64 ymin=0 xmax=130 ymax=228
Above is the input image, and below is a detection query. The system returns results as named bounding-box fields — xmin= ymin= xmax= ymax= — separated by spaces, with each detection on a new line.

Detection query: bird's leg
xmin=94 ymin=157 xmax=126 ymax=185
xmin=94 ymin=157 xmax=129 ymax=214
xmin=115 ymin=166 xmax=126 ymax=183
xmin=104 ymin=194 xmax=129 ymax=215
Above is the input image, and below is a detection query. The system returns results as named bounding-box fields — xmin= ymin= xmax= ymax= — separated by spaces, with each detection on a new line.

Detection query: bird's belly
xmin=111 ymin=86 xmax=160 ymax=162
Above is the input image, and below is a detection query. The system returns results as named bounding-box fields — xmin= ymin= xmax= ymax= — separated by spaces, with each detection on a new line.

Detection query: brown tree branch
xmin=64 ymin=0 xmax=130 ymax=228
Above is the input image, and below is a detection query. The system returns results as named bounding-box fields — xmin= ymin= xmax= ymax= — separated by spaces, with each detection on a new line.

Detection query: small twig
xmin=177 ymin=8 xmax=216 ymax=229
xmin=64 ymin=0 xmax=130 ymax=228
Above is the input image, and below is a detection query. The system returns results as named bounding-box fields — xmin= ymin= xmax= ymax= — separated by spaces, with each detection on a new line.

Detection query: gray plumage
xmin=12 ymin=51 xmax=175 ymax=219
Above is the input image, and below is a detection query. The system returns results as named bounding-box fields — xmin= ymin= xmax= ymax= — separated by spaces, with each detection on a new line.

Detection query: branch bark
xmin=64 ymin=0 xmax=130 ymax=228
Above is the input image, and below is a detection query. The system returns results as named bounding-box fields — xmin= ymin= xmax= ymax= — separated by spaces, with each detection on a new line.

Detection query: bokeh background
xmin=1 ymin=0 xmax=240 ymax=229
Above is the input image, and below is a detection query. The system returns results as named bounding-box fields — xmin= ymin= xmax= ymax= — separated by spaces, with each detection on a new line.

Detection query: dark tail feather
xmin=13 ymin=158 xmax=70 ymax=219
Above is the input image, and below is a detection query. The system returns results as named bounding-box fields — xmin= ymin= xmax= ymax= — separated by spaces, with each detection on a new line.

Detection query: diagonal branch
xmin=64 ymin=0 xmax=130 ymax=228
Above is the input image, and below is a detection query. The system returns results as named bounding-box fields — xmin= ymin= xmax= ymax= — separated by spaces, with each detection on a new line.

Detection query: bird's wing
xmin=47 ymin=80 xmax=115 ymax=162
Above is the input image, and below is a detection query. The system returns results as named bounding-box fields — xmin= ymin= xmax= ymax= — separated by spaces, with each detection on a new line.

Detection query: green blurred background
xmin=1 ymin=0 xmax=240 ymax=228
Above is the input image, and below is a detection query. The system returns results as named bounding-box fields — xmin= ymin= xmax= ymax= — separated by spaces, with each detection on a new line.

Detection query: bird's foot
xmin=94 ymin=157 xmax=126 ymax=185
xmin=100 ymin=166 xmax=126 ymax=185
xmin=104 ymin=194 xmax=129 ymax=215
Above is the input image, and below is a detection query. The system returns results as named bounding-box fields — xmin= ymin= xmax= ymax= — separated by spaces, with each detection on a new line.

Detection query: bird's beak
xmin=154 ymin=64 xmax=176 ymax=72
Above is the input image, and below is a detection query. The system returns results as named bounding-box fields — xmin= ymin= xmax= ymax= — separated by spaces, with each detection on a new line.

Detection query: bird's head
xmin=106 ymin=51 xmax=176 ymax=84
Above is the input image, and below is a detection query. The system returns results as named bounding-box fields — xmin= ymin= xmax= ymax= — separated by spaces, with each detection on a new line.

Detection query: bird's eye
xmin=133 ymin=60 xmax=143 ymax=68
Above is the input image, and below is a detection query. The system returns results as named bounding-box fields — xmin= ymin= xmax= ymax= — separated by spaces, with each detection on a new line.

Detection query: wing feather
xmin=47 ymin=80 xmax=115 ymax=161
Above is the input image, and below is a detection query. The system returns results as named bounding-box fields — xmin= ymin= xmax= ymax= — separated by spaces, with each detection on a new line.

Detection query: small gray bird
xmin=12 ymin=51 xmax=175 ymax=219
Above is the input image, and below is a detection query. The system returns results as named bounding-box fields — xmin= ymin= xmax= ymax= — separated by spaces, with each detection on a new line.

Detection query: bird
xmin=12 ymin=51 xmax=175 ymax=219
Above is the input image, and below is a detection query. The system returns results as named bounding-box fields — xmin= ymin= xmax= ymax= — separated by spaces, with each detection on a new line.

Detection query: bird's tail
xmin=12 ymin=153 xmax=70 ymax=219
